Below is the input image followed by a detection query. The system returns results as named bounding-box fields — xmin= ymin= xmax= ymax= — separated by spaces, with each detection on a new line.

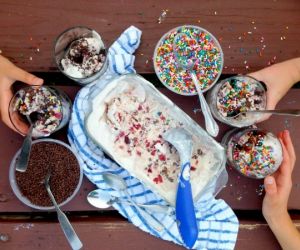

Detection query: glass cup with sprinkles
xmin=153 ymin=25 xmax=224 ymax=96
xmin=9 ymin=85 xmax=72 ymax=138
xmin=54 ymin=26 xmax=108 ymax=85
xmin=222 ymin=127 xmax=283 ymax=179
xmin=207 ymin=75 xmax=267 ymax=127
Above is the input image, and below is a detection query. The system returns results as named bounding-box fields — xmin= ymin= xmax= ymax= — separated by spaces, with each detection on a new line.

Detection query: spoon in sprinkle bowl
xmin=173 ymin=33 xmax=219 ymax=137
xmin=44 ymin=171 xmax=83 ymax=250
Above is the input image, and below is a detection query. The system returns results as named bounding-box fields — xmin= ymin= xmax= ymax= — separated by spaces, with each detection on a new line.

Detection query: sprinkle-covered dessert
xmin=217 ymin=77 xmax=265 ymax=118
xmin=207 ymin=76 xmax=267 ymax=127
xmin=154 ymin=25 xmax=223 ymax=95
xmin=61 ymin=37 xmax=106 ymax=78
xmin=226 ymin=129 xmax=282 ymax=179
xmin=13 ymin=87 xmax=63 ymax=136
xmin=86 ymin=76 xmax=224 ymax=205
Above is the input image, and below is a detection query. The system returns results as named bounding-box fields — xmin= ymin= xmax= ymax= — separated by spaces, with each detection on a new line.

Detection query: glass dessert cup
xmin=222 ymin=127 xmax=283 ymax=179
xmin=207 ymin=75 xmax=267 ymax=127
xmin=9 ymin=85 xmax=72 ymax=138
xmin=54 ymin=26 xmax=108 ymax=85
xmin=153 ymin=25 xmax=224 ymax=96
xmin=9 ymin=138 xmax=83 ymax=210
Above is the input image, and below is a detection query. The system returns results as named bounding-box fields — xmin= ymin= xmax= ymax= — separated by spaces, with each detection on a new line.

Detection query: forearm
xmin=265 ymin=212 xmax=300 ymax=250
xmin=252 ymin=58 xmax=300 ymax=87
xmin=249 ymin=58 xmax=300 ymax=102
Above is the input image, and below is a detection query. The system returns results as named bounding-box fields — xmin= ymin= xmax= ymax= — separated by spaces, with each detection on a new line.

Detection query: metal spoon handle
xmin=246 ymin=109 xmax=300 ymax=116
xmin=123 ymin=190 xmax=164 ymax=232
xmin=15 ymin=124 xmax=33 ymax=172
xmin=191 ymin=72 xmax=219 ymax=137
xmin=46 ymin=187 xmax=83 ymax=250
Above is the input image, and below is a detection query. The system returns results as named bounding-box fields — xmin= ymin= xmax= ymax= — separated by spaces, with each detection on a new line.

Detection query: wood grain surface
xmin=0 ymin=0 xmax=299 ymax=74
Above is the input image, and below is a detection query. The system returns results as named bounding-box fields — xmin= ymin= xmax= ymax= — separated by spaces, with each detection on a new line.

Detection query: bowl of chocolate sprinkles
xmin=9 ymin=139 xmax=83 ymax=210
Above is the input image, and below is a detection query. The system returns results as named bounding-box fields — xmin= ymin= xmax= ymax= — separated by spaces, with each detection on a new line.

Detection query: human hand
xmin=0 ymin=55 xmax=43 ymax=132
xmin=262 ymin=130 xmax=296 ymax=221
xmin=248 ymin=58 xmax=300 ymax=121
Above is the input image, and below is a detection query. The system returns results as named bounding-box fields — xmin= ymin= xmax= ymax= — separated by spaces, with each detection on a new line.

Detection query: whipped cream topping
xmin=61 ymin=37 xmax=106 ymax=78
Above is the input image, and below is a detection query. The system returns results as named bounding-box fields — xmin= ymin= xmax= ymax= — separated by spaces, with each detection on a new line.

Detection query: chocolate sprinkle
xmin=15 ymin=142 xmax=80 ymax=207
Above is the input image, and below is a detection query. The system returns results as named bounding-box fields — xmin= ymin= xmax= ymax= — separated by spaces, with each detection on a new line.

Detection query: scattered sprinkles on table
xmin=154 ymin=25 xmax=223 ymax=95
xmin=13 ymin=87 xmax=63 ymax=135
xmin=228 ymin=129 xmax=282 ymax=179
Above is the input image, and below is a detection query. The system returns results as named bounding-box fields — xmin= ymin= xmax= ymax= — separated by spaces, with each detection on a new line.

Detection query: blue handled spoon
xmin=163 ymin=128 xmax=198 ymax=249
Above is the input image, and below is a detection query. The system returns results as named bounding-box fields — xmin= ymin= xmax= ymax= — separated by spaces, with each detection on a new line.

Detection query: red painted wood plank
xmin=0 ymin=0 xmax=299 ymax=74
xmin=0 ymin=217 xmax=290 ymax=250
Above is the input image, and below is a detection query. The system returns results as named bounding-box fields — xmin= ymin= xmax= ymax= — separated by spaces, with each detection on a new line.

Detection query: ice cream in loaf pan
xmin=86 ymin=74 xmax=226 ymax=205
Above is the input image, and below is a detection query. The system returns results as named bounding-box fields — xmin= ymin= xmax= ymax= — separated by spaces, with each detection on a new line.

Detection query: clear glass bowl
xmin=207 ymin=75 xmax=267 ymax=127
xmin=221 ymin=127 xmax=283 ymax=179
xmin=9 ymin=85 xmax=72 ymax=138
xmin=153 ymin=25 xmax=224 ymax=96
xmin=9 ymin=138 xmax=83 ymax=210
xmin=54 ymin=26 xmax=108 ymax=85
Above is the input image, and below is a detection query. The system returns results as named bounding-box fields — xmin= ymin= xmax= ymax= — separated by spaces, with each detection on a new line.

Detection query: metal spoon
xmin=15 ymin=115 xmax=34 ymax=172
xmin=102 ymin=173 xmax=164 ymax=232
xmin=44 ymin=171 xmax=83 ymax=250
xmin=230 ymin=109 xmax=300 ymax=118
xmin=163 ymin=128 xmax=198 ymax=249
xmin=173 ymin=33 xmax=219 ymax=137
xmin=87 ymin=189 xmax=171 ymax=213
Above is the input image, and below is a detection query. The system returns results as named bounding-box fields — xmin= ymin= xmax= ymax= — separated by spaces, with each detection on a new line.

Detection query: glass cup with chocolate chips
xmin=54 ymin=26 xmax=108 ymax=85
xmin=207 ymin=75 xmax=267 ymax=127
xmin=9 ymin=139 xmax=83 ymax=210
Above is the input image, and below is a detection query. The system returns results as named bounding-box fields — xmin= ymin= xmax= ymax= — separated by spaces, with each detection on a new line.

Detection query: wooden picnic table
xmin=0 ymin=0 xmax=300 ymax=249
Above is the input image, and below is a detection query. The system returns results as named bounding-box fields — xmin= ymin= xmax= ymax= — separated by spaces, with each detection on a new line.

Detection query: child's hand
xmin=248 ymin=58 xmax=300 ymax=122
xmin=262 ymin=130 xmax=296 ymax=220
xmin=0 ymin=55 xmax=43 ymax=132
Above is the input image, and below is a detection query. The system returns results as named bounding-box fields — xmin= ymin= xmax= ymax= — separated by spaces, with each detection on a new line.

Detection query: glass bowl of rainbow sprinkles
xmin=153 ymin=25 xmax=224 ymax=96
xmin=9 ymin=85 xmax=72 ymax=138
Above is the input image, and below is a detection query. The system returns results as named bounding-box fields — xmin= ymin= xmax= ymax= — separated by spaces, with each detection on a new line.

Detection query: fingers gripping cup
xmin=222 ymin=128 xmax=283 ymax=179
xmin=207 ymin=75 xmax=267 ymax=127
xmin=9 ymin=86 xmax=72 ymax=138
xmin=54 ymin=26 xmax=108 ymax=85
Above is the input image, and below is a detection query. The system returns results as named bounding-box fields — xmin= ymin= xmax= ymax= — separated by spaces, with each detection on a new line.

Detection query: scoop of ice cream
xmin=61 ymin=37 xmax=106 ymax=78
xmin=14 ymin=87 xmax=62 ymax=136
xmin=217 ymin=77 xmax=265 ymax=118
xmin=228 ymin=129 xmax=282 ymax=178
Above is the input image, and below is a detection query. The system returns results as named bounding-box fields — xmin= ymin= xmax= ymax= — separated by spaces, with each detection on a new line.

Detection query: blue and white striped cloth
xmin=68 ymin=26 xmax=239 ymax=250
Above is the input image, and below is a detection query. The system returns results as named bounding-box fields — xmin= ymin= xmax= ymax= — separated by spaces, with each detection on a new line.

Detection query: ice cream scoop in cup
xmin=173 ymin=33 xmax=219 ymax=137
xmin=9 ymin=85 xmax=72 ymax=138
